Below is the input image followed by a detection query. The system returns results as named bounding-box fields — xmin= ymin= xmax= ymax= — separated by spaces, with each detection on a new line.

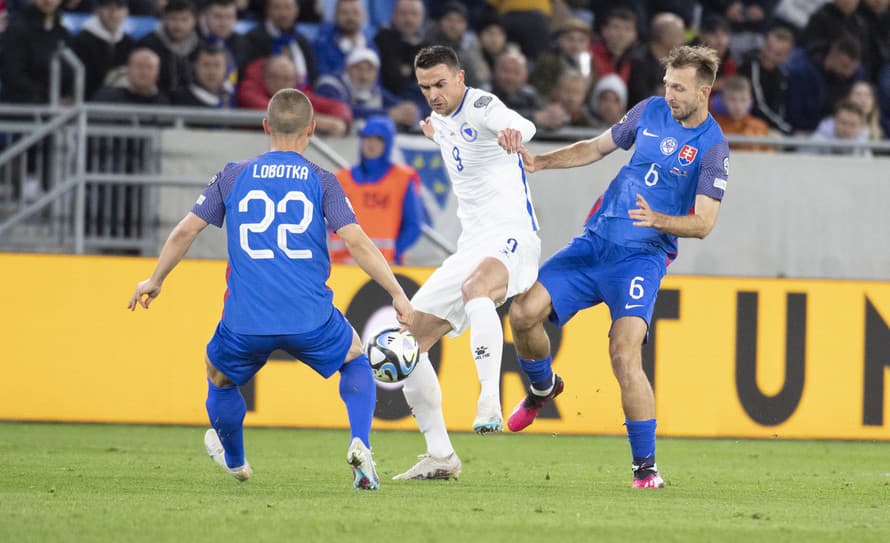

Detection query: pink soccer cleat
xmin=631 ymin=465 xmax=665 ymax=489
xmin=507 ymin=375 xmax=564 ymax=432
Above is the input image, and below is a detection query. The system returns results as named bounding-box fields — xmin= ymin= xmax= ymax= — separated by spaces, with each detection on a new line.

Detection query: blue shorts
xmin=538 ymin=232 xmax=667 ymax=329
xmin=206 ymin=308 xmax=354 ymax=386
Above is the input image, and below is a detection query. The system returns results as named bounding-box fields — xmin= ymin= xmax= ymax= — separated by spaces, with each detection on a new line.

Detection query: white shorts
xmin=411 ymin=230 xmax=541 ymax=337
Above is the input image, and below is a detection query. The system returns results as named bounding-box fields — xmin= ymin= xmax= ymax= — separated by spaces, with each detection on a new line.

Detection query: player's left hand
xmin=629 ymin=194 xmax=662 ymax=229
xmin=128 ymin=279 xmax=162 ymax=310
xmin=392 ymin=293 xmax=415 ymax=329
xmin=497 ymin=128 xmax=523 ymax=154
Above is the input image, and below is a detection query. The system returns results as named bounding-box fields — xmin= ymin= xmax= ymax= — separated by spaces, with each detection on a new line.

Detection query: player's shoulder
xmin=465 ymin=87 xmax=502 ymax=114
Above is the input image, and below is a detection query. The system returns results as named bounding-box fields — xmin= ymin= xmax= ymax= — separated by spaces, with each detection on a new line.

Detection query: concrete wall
xmin=159 ymin=129 xmax=890 ymax=280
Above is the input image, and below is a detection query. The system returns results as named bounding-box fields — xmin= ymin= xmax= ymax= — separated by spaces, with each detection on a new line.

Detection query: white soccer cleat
xmin=203 ymin=428 xmax=252 ymax=482
xmin=347 ymin=437 xmax=379 ymax=490
xmin=472 ymin=395 xmax=504 ymax=434
xmin=392 ymin=452 xmax=462 ymax=480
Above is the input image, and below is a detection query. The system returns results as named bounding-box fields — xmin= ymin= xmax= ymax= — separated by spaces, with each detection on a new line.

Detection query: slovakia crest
xmin=660 ymin=137 xmax=677 ymax=155
xmin=678 ymin=144 xmax=698 ymax=166
xmin=460 ymin=122 xmax=478 ymax=142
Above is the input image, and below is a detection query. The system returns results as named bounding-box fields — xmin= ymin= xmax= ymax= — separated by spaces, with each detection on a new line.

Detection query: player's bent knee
xmin=205 ymin=360 xmax=234 ymax=387
xmin=509 ymin=294 xmax=543 ymax=331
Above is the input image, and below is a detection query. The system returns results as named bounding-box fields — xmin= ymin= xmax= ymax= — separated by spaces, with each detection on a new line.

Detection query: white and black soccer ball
xmin=364 ymin=327 xmax=419 ymax=383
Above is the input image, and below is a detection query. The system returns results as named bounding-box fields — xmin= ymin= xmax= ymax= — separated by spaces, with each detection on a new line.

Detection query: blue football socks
xmin=625 ymin=418 xmax=657 ymax=468
xmin=518 ymin=355 xmax=554 ymax=392
xmin=205 ymin=379 xmax=247 ymax=469
xmin=339 ymin=354 xmax=376 ymax=449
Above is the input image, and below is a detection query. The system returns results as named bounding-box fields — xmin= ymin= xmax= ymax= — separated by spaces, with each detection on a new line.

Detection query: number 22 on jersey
xmin=238 ymin=189 xmax=313 ymax=260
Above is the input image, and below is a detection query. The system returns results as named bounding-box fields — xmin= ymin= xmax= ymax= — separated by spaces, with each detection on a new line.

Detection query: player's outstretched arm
xmin=336 ymin=223 xmax=415 ymax=327
xmin=128 ymin=212 xmax=208 ymax=310
xmin=629 ymin=193 xmax=721 ymax=239
xmin=519 ymin=129 xmax=619 ymax=173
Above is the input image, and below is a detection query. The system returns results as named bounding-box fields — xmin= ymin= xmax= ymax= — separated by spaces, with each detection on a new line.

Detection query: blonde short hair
xmin=662 ymin=45 xmax=721 ymax=86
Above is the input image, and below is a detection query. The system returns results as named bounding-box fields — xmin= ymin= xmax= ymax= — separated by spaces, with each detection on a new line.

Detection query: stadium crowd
xmin=0 ymin=0 xmax=887 ymax=151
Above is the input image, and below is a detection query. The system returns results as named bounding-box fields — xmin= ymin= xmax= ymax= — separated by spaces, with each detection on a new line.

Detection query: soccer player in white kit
xmin=394 ymin=45 xmax=541 ymax=480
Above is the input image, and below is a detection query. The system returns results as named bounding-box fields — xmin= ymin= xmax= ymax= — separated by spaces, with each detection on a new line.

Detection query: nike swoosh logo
xmin=625 ymin=303 xmax=644 ymax=309
xmin=643 ymin=129 xmax=658 ymax=137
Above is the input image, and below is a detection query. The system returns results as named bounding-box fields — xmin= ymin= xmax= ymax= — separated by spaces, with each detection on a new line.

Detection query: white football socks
xmin=401 ymin=352 xmax=454 ymax=458
xmin=465 ymin=297 xmax=503 ymax=401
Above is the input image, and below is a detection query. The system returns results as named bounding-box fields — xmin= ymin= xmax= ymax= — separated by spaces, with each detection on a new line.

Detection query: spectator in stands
xmin=627 ymin=12 xmax=685 ymax=105
xmin=139 ymin=0 xmax=200 ymax=96
xmin=488 ymin=0 xmax=552 ymax=61
xmin=547 ymin=69 xmax=595 ymax=128
xmin=374 ymin=0 xmax=427 ymax=112
xmin=737 ymin=25 xmax=794 ymax=134
xmin=591 ymin=7 xmax=638 ymax=84
xmin=800 ymin=0 xmax=870 ymax=72
xmin=70 ymin=0 xmax=135 ymax=101
xmin=771 ymin=0 xmax=827 ymax=36
xmin=804 ymin=99 xmax=872 ymax=156
xmin=491 ymin=50 xmax=543 ymax=122
xmin=847 ymin=80 xmax=884 ymax=139
xmin=712 ymin=74 xmax=771 ymax=151
xmin=329 ymin=116 xmax=426 ymax=265
xmin=171 ymin=44 xmax=234 ymax=107
xmin=92 ymin=48 xmax=170 ymax=104
xmin=784 ymin=36 xmax=863 ymax=132
xmin=237 ymin=54 xmax=351 ymax=136
xmin=701 ymin=0 xmax=772 ymax=33
xmin=477 ymin=13 xmax=508 ymax=79
xmin=0 ymin=0 xmax=71 ymax=103
xmin=530 ymin=17 xmax=592 ymax=97
xmin=859 ymin=0 xmax=890 ymax=81
xmin=241 ymin=0 xmax=317 ymax=86
xmin=199 ymin=0 xmax=248 ymax=81
xmin=589 ymin=73 xmax=628 ymax=129
xmin=690 ymin=14 xmax=737 ymax=86
xmin=313 ymin=0 xmax=376 ymax=78
xmin=423 ymin=2 xmax=490 ymax=89
xmin=646 ymin=0 xmax=698 ymax=27
xmin=315 ymin=48 xmax=420 ymax=128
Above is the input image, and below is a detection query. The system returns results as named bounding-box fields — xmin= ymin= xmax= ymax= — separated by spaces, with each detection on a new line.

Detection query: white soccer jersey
xmin=430 ymin=87 xmax=539 ymax=245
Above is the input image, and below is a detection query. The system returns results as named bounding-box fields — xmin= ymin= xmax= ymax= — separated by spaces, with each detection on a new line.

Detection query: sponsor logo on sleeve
xmin=196 ymin=194 xmax=206 ymax=205
xmin=474 ymin=96 xmax=492 ymax=108
xmin=714 ymin=178 xmax=728 ymax=190
xmin=723 ymin=156 xmax=730 ymax=176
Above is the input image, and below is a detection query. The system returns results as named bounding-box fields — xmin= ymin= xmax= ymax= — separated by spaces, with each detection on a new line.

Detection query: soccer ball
xmin=364 ymin=327 xmax=419 ymax=383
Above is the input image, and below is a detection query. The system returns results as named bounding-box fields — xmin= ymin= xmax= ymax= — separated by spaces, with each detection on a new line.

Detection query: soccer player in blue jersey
xmin=128 ymin=89 xmax=414 ymax=491
xmin=509 ymin=45 xmax=729 ymax=489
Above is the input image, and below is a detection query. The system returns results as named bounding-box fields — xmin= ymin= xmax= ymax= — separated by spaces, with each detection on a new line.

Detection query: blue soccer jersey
xmin=191 ymin=151 xmax=357 ymax=335
xmin=587 ymin=97 xmax=729 ymax=261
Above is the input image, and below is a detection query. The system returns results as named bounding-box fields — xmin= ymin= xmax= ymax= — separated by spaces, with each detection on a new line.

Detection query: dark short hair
xmin=662 ymin=45 xmax=721 ymax=86
xmin=605 ymin=7 xmax=636 ymax=25
xmin=164 ymin=0 xmax=195 ymax=15
xmin=830 ymin=34 xmax=862 ymax=61
xmin=700 ymin=14 xmax=729 ymax=34
xmin=196 ymin=43 xmax=228 ymax=58
xmin=835 ymin=98 xmax=864 ymax=119
xmin=202 ymin=0 xmax=236 ymax=10
xmin=414 ymin=45 xmax=461 ymax=71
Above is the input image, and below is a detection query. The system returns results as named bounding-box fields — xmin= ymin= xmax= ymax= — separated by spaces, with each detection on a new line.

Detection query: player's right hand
xmin=519 ymin=147 xmax=539 ymax=173
xmin=128 ymin=279 xmax=161 ymax=311
xmin=419 ymin=117 xmax=435 ymax=141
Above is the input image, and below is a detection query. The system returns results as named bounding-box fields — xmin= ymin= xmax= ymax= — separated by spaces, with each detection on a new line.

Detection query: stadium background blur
xmin=0 ymin=0 xmax=888 ymax=439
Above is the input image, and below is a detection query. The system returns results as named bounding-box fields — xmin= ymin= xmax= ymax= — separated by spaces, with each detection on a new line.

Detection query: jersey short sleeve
xmin=191 ymin=161 xmax=249 ymax=227
xmin=610 ymin=97 xmax=652 ymax=150
xmin=696 ymin=141 xmax=730 ymax=201
xmin=317 ymin=165 xmax=357 ymax=231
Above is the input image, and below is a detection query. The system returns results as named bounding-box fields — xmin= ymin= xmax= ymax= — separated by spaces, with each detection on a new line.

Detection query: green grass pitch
xmin=2 ymin=422 xmax=888 ymax=542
